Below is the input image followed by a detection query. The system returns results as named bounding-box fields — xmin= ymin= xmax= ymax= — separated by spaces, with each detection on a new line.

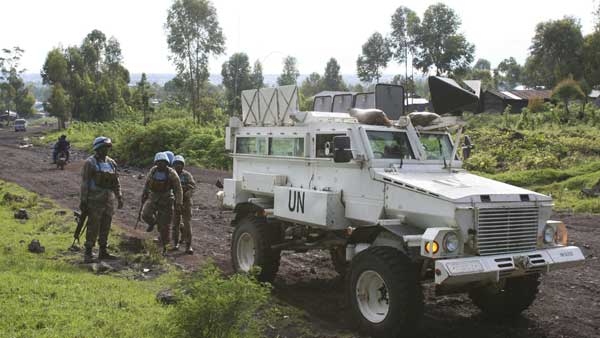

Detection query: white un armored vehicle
xmin=220 ymin=77 xmax=585 ymax=338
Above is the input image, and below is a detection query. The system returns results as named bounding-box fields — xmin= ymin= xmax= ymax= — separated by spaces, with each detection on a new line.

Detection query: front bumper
xmin=434 ymin=246 xmax=585 ymax=285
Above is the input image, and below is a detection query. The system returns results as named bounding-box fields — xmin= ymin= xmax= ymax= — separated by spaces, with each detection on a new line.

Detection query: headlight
xmin=443 ymin=232 xmax=459 ymax=252
xmin=543 ymin=225 xmax=556 ymax=243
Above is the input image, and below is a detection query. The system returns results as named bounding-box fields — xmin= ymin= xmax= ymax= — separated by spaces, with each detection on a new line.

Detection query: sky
xmin=1 ymin=0 xmax=597 ymax=76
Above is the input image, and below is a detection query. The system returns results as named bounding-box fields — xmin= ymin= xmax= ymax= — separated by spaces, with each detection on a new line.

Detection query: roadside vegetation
xmin=464 ymin=103 xmax=600 ymax=213
xmin=0 ymin=179 xmax=335 ymax=338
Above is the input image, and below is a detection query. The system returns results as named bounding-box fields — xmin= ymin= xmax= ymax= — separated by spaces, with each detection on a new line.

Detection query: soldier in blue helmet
xmin=171 ymin=155 xmax=196 ymax=254
xmin=163 ymin=151 xmax=175 ymax=166
xmin=141 ymin=152 xmax=183 ymax=255
xmin=80 ymin=136 xmax=123 ymax=263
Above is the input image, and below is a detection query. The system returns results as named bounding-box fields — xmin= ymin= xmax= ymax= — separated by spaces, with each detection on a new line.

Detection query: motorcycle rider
xmin=80 ymin=136 xmax=123 ymax=263
xmin=141 ymin=152 xmax=183 ymax=255
xmin=53 ymin=135 xmax=70 ymax=164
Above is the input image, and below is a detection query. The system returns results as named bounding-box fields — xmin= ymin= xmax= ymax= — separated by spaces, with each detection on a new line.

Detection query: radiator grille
xmin=476 ymin=207 xmax=539 ymax=256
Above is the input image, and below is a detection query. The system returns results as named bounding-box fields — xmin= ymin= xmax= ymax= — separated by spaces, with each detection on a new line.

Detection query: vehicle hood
xmin=375 ymin=169 xmax=551 ymax=203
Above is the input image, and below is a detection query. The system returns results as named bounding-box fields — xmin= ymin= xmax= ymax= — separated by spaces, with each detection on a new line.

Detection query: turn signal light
xmin=556 ymin=222 xmax=568 ymax=246
xmin=425 ymin=241 xmax=439 ymax=254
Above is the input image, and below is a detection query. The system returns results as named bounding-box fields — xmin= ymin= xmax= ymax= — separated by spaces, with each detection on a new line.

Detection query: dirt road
xmin=1 ymin=125 xmax=598 ymax=338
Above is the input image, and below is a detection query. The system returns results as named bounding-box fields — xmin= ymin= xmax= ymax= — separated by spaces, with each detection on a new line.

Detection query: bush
xmin=527 ymin=97 xmax=545 ymax=113
xmin=169 ymin=264 xmax=270 ymax=338
xmin=464 ymin=152 xmax=498 ymax=173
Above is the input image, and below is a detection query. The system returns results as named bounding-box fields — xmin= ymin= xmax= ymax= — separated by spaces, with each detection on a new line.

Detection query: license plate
xmin=446 ymin=261 xmax=484 ymax=275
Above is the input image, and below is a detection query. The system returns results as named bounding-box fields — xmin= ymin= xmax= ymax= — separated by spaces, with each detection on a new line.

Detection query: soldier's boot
xmin=83 ymin=247 xmax=94 ymax=263
xmin=171 ymin=231 xmax=180 ymax=251
xmin=146 ymin=223 xmax=155 ymax=232
xmin=185 ymin=243 xmax=194 ymax=255
xmin=98 ymin=247 xmax=117 ymax=260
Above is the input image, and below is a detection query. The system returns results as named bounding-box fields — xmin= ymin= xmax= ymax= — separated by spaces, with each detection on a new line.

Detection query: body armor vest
xmin=150 ymin=169 xmax=170 ymax=193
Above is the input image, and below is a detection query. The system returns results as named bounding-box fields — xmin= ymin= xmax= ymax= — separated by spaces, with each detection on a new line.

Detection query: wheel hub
xmin=356 ymin=270 xmax=389 ymax=323
xmin=236 ymin=232 xmax=255 ymax=272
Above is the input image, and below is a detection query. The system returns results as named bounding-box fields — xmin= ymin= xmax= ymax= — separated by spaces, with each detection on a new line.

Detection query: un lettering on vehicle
xmin=273 ymin=187 xmax=348 ymax=230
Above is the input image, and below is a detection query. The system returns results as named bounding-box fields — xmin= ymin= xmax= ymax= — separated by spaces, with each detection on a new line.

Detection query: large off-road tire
xmin=231 ymin=215 xmax=281 ymax=282
xmin=468 ymin=274 xmax=540 ymax=317
xmin=347 ymin=246 xmax=423 ymax=338
xmin=330 ymin=246 xmax=348 ymax=276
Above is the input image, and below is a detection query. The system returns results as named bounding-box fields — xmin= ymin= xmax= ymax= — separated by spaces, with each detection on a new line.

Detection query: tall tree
xmin=409 ymin=3 xmax=475 ymax=76
xmin=595 ymin=1 xmax=600 ymax=31
xmin=134 ymin=73 xmax=154 ymax=125
xmin=221 ymin=53 xmax=252 ymax=115
xmin=322 ymin=58 xmax=346 ymax=91
xmin=277 ymin=56 xmax=300 ymax=86
xmin=0 ymin=47 xmax=34 ymax=117
xmin=523 ymin=17 xmax=584 ymax=88
xmin=45 ymin=83 xmax=70 ymax=129
xmin=166 ymin=0 xmax=225 ymax=123
xmin=494 ymin=57 xmax=522 ymax=90
xmin=250 ymin=60 xmax=264 ymax=88
xmin=583 ymin=32 xmax=600 ymax=88
xmin=390 ymin=6 xmax=420 ymax=91
xmin=356 ymin=32 xmax=392 ymax=83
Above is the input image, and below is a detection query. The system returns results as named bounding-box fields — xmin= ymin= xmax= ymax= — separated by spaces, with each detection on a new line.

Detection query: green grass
xmin=0 ymin=180 xmax=336 ymax=338
xmin=0 ymin=180 xmax=174 ymax=338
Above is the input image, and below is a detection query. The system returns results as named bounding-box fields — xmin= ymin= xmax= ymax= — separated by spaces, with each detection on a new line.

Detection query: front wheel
xmin=348 ymin=246 xmax=423 ymax=338
xmin=231 ymin=215 xmax=281 ymax=282
xmin=468 ymin=274 xmax=540 ymax=317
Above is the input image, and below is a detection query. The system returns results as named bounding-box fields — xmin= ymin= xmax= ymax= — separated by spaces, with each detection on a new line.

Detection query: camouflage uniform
xmin=80 ymin=155 xmax=122 ymax=253
xmin=141 ymin=166 xmax=183 ymax=247
xmin=172 ymin=169 xmax=196 ymax=247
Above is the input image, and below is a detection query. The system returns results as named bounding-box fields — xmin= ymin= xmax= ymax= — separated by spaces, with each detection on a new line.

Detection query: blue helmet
xmin=173 ymin=155 xmax=185 ymax=165
xmin=163 ymin=151 xmax=174 ymax=165
xmin=154 ymin=152 xmax=169 ymax=164
xmin=93 ymin=136 xmax=112 ymax=151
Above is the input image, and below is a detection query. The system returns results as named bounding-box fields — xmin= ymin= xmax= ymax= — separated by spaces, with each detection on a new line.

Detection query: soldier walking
xmin=80 ymin=136 xmax=123 ymax=263
xmin=171 ymin=155 xmax=196 ymax=254
xmin=141 ymin=152 xmax=183 ymax=255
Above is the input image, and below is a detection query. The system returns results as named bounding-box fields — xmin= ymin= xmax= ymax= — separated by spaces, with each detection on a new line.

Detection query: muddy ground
xmin=0 ymin=125 xmax=598 ymax=338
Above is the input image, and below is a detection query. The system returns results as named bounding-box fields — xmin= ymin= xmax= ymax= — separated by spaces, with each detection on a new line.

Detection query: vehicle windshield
xmin=419 ymin=132 xmax=454 ymax=161
xmin=366 ymin=131 xmax=414 ymax=159
xmin=15 ymin=120 xmax=25 ymax=125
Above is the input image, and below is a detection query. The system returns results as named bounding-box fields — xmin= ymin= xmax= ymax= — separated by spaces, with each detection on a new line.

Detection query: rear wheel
xmin=231 ymin=215 xmax=281 ymax=282
xmin=348 ymin=246 xmax=422 ymax=338
xmin=468 ymin=274 xmax=540 ymax=317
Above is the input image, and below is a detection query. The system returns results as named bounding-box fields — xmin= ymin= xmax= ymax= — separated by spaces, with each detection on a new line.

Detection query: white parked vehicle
xmin=220 ymin=79 xmax=584 ymax=338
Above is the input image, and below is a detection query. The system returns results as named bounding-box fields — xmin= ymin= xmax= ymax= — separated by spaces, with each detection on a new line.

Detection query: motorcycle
xmin=56 ymin=150 xmax=68 ymax=170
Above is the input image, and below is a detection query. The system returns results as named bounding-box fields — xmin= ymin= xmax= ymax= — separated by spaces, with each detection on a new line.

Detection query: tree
xmin=133 ymin=73 xmax=154 ymax=125
xmin=356 ymin=32 xmax=392 ymax=83
xmin=221 ymin=53 xmax=252 ymax=115
xmin=45 ymin=83 xmax=70 ymax=129
xmin=300 ymin=72 xmax=322 ymax=98
xmin=409 ymin=3 xmax=475 ymax=76
xmin=0 ymin=47 xmax=34 ymax=117
xmin=494 ymin=57 xmax=522 ymax=90
xmin=595 ymin=1 xmax=600 ymax=31
xmin=583 ymin=32 xmax=600 ymax=88
xmin=523 ymin=17 xmax=584 ymax=88
xmin=250 ymin=60 xmax=264 ymax=88
xmin=473 ymin=59 xmax=491 ymax=71
xmin=390 ymin=6 xmax=420 ymax=91
xmin=166 ymin=0 xmax=225 ymax=123
xmin=322 ymin=58 xmax=346 ymax=91
xmin=552 ymin=78 xmax=585 ymax=118
xmin=277 ymin=56 xmax=300 ymax=86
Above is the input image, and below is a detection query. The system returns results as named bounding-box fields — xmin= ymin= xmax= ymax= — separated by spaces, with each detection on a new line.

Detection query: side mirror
xmin=333 ymin=136 xmax=352 ymax=163
xmin=462 ymin=135 xmax=474 ymax=160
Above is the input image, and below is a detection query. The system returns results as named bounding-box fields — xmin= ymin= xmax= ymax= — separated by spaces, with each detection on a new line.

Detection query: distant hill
xmin=23 ymin=73 xmax=397 ymax=86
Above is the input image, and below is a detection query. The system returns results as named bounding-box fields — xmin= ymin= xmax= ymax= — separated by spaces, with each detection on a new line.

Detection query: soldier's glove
xmin=117 ymin=197 xmax=124 ymax=210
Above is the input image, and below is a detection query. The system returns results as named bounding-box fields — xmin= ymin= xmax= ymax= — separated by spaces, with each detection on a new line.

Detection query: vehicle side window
xmin=235 ymin=137 xmax=267 ymax=155
xmin=316 ymin=134 xmax=344 ymax=158
xmin=269 ymin=138 xmax=304 ymax=157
